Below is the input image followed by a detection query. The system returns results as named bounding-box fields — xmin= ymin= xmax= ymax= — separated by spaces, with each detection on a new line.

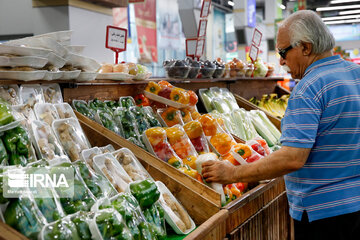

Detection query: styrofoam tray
xmin=7 ymin=37 xmax=68 ymax=58
xmin=0 ymin=44 xmax=52 ymax=57
xmin=65 ymin=45 xmax=85 ymax=55
xmin=0 ymin=56 xmax=48 ymax=68
xmin=156 ymin=181 xmax=196 ymax=235
xmin=93 ymin=153 xmax=132 ymax=193
xmin=34 ymin=103 xmax=59 ymax=125
xmin=0 ymin=70 xmax=46 ymax=81
xmin=99 ymin=144 xmax=115 ymax=154
xmin=59 ymin=70 xmax=81 ymax=80
xmin=77 ymin=72 xmax=97 ymax=81
xmin=45 ymin=52 xmax=66 ymax=68
xmin=43 ymin=71 xmax=63 ymax=81
xmin=112 ymin=148 xmax=152 ymax=181
xmin=41 ymin=83 xmax=63 ymax=103
xmin=144 ymin=91 xmax=189 ymax=109
xmin=34 ymin=30 xmax=73 ymax=46
xmin=96 ymin=72 xmax=133 ymax=81
xmin=81 ymin=147 xmax=102 ymax=169
xmin=54 ymin=103 xmax=76 ymax=119
xmin=66 ymin=53 xmax=100 ymax=72
xmin=133 ymin=72 xmax=152 ymax=81
xmin=12 ymin=104 xmax=36 ymax=121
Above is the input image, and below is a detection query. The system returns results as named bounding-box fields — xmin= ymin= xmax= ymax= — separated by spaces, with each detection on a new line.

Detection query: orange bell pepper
xmin=168 ymin=156 xmax=182 ymax=168
xmin=145 ymin=81 xmax=161 ymax=95
xmin=222 ymin=153 xmax=239 ymax=166
xmin=183 ymin=121 xmax=202 ymax=139
xmin=160 ymin=107 xmax=181 ymax=127
xmin=158 ymin=80 xmax=173 ymax=89
xmin=223 ymin=185 xmax=234 ymax=204
xmin=210 ymin=133 xmax=233 ymax=155
xmin=180 ymin=108 xmax=192 ymax=123
xmin=182 ymin=155 xmax=197 ymax=169
xmin=170 ymin=88 xmax=190 ymax=104
xmin=145 ymin=127 xmax=167 ymax=146
xmin=191 ymin=111 xmax=201 ymax=120
xmin=187 ymin=90 xmax=198 ymax=106
xmin=165 ymin=127 xmax=185 ymax=145
xmin=228 ymin=184 xmax=241 ymax=199
xmin=233 ymin=143 xmax=252 ymax=159
xmin=199 ymin=114 xmax=217 ymax=136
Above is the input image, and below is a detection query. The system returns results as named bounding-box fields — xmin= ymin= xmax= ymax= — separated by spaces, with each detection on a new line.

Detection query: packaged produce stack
xmin=163 ymin=57 xmax=275 ymax=79
xmin=97 ymin=62 xmax=152 ymax=81
xmin=249 ymin=93 xmax=289 ymax=119
xmin=0 ymin=84 xmax=195 ymax=239
xmin=199 ymin=87 xmax=282 ymax=150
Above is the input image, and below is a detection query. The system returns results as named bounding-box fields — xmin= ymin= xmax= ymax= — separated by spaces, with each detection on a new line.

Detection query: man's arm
xmin=202 ymin=146 xmax=311 ymax=184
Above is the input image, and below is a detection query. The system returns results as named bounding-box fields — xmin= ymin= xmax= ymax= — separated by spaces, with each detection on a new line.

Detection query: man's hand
xmin=202 ymin=160 xmax=237 ymax=184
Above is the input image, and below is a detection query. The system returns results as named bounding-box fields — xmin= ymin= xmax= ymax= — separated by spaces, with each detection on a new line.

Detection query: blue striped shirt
xmin=280 ymin=55 xmax=360 ymax=222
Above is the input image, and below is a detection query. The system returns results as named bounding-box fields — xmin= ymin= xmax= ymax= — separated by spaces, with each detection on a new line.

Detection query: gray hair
xmin=282 ymin=10 xmax=335 ymax=54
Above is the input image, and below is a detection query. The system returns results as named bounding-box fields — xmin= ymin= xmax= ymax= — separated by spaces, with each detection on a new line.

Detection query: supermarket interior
xmin=0 ymin=0 xmax=359 ymax=239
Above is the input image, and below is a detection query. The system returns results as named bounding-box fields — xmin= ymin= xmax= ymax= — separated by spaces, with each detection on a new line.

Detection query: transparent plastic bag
xmin=41 ymin=83 xmax=63 ymax=104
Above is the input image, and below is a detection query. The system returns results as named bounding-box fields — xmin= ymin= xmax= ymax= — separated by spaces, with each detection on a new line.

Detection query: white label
xmin=252 ymin=28 xmax=262 ymax=46
xmin=201 ymin=1 xmax=211 ymax=17
xmin=186 ymin=39 xmax=197 ymax=56
xmin=198 ymin=20 xmax=207 ymax=37
xmin=195 ymin=39 xmax=205 ymax=57
xmin=249 ymin=44 xmax=259 ymax=62
xmin=107 ymin=27 xmax=126 ymax=50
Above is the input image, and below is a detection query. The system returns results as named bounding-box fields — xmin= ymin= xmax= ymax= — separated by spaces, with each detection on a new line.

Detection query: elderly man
xmin=202 ymin=10 xmax=360 ymax=240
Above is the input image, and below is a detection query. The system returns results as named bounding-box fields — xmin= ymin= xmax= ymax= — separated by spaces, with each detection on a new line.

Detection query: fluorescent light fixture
xmin=228 ymin=0 xmax=234 ymax=6
xmin=325 ymin=18 xmax=360 ymax=24
xmin=316 ymin=4 xmax=360 ymax=11
xmin=280 ymin=4 xmax=286 ymax=9
xmin=339 ymin=9 xmax=360 ymax=15
xmin=322 ymin=14 xmax=360 ymax=20
xmin=330 ymin=0 xmax=360 ymax=4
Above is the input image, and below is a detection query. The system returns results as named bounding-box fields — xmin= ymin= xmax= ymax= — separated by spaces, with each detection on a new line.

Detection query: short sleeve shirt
xmin=280 ymin=55 xmax=360 ymax=222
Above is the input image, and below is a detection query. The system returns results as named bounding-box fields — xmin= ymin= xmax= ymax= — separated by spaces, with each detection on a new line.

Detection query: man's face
xmin=276 ymin=28 xmax=306 ymax=79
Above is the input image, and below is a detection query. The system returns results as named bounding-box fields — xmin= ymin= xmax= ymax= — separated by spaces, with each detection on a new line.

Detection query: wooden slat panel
xmin=0 ymin=222 xmax=28 ymax=240
xmin=234 ymin=94 xmax=282 ymax=130
xmin=184 ymin=209 xmax=229 ymax=240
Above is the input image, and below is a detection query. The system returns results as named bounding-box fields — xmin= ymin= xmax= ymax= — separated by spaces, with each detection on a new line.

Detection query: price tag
xmin=105 ymin=25 xmax=127 ymax=64
xmin=128 ymin=0 xmax=145 ymax=3
xmin=186 ymin=38 xmax=198 ymax=58
xmin=249 ymin=44 xmax=259 ymax=62
xmin=251 ymin=28 xmax=262 ymax=46
xmin=197 ymin=19 xmax=208 ymax=37
xmin=195 ymin=38 xmax=205 ymax=58
xmin=200 ymin=0 xmax=211 ymax=18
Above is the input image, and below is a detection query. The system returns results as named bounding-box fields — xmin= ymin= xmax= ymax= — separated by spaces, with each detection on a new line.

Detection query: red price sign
xmin=128 ymin=0 xmax=145 ymax=3
xmin=105 ymin=25 xmax=127 ymax=64
xmin=249 ymin=44 xmax=259 ymax=63
xmin=197 ymin=19 xmax=208 ymax=38
xmin=186 ymin=38 xmax=198 ymax=58
xmin=200 ymin=0 xmax=211 ymax=18
xmin=195 ymin=38 xmax=205 ymax=59
xmin=251 ymin=28 xmax=262 ymax=47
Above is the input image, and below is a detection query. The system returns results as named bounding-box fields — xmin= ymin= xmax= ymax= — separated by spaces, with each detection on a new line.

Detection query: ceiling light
xmin=228 ymin=0 xmax=234 ymax=6
xmin=339 ymin=9 xmax=360 ymax=15
xmin=316 ymin=4 xmax=360 ymax=11
xmin=330 ymin=0 xmax=360 ymax=4
xmin=325 ymin=18 xmax=360 ymax=24
xmin=322 ymin=14 xmax=360 ymax=20
xmin=280 ymin=4 xmax=286 ymax=9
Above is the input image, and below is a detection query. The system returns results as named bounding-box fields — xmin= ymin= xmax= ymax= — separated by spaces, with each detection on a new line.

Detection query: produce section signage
xmin=128 ymin=0 xmax=146 ymax=3
xmin=197 ymin=19 xmax=208 ymax=38
xmin=251 ymin=28 xmax=262 ymax=47
xmin=195 ymin=38 xmax=205 ymax=58
xmin=200 ymin=0 xmax=211 ymax=18
xmin=249 ymin=44 xmax=259 ymax=63
xmin=186 ymin=38 xmax=198 ymax=58
xmin=105 ymin=25 xmax=127 ymax=64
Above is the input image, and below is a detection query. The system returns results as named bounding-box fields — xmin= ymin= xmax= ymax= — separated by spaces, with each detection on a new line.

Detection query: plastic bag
xmin=183 ymin=120 xmax=210 ymax=154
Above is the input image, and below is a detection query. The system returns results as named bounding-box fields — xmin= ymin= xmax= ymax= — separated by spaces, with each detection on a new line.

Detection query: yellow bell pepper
xmin=168 ymin=156 xmax=182 ymax=168
xmin=145 ymin=81 xmax=161 ymax=95
xmin=145 ymin=127 xmax=167 ymax=146
xmin=170 ymin=88 xmax=190 ymax=104
xmin=165 ymin=127 xmax=185 ymax=145
xmin=182 ymin=155 xmax=197 ymax=169
xmin=183 ymin=121 xmax=202 ymax=139
xmin=210 ymin=133 xmax=233 ymax=155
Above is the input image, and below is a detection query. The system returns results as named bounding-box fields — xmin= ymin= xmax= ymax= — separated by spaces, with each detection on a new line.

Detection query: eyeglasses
xmin=278 ymin=45 xmax=293 ymax=59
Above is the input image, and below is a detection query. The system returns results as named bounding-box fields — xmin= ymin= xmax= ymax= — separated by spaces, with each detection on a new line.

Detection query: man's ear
xmin=301 ymin=42 xmax=312 ymax=56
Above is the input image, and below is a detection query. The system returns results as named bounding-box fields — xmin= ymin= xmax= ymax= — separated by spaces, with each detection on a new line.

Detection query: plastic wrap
xmin=165 ymin=125 xmax=198 ymax=160
xmin=0 ymin=85 xmax=20 ymax=105
xmin=129 ymin=106 xmax=150 ymax=135
xmin=81 ymin=147 xmax=102 ymax=170
xmin=19 ymin=84 xmax=44 ymax=107
xmin=157 ymin=107 xmax=184 ymax=127
xmin=120 ymin=96 xmax=136 ymax=109
xmin=70 ymin=211 xmax=94 ymax=240
xmin=112 ymin=148 xmax=152 ymax=181
xmin=93 ymin=153 xmax=132 ymax=193
xmin=41 ymin=216 xmax=81 ymax=240
xmin=31 ymin=120 xmax=65 ymax=160
xmin=143 ymin=106 xmax=162 ymax=127
xmin=41 ymin=84 xmax=63 ymax=104
xmin=34 ymin=103 xmax=59 ymax=126
xmin=52 ymin=118 xmax=91 ymax=162
xmin=72 ymin=100 xmax=96 ymax=120
xmin=95 ymin=109 xmax=122 ymax=136
xmin=113 ymin=107 xmax=141 ymax=142
xmin=54 ymin=103 xmax=76 ymax=119
xmin=183 ymin=120 xmax=210 ymax=154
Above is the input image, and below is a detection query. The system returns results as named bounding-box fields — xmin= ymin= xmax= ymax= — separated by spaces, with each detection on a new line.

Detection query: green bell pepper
xmin=3 ymin=129 xmax=19 ymax=153
xmin=120 ymin=97 xmax=135 ymax=109
xmin=74 ymin=101 xmax=95 ymax=119
xmin=139 ymin=222 xmax=157 ymax=240
xmin=143 ymin=203 xmax=166 ymax=240
xmin=44 ymin=219 xmax=81 ymax=240
xmin=35 ymin=195 xmax=62 ymax=223
xmin=96 ymin=210 xmax=133 ymax=240
xmin=0 ymin=138 xmax=8 ymax=165
xmin=0 ymin=98 xmax=14 ymax=126
xmin=8 ymin=154 xmax=27 ymax=166
xmin=129 ymin=179 xmax=160 ymax=209
xmin=4 ymin=198 xmax=45 ymax=240
xmin=71 ymin=212 xmax=92 ymax=240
